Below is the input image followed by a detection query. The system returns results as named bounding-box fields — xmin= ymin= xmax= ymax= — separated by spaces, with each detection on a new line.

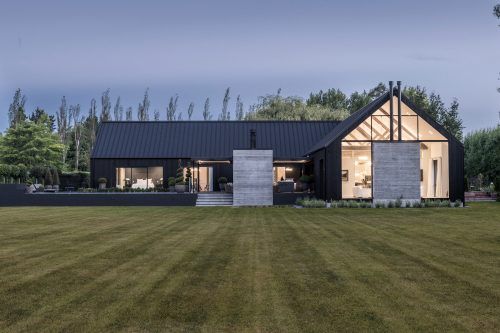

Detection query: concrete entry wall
xmin=233 ymin=150 xmax=273 ymax=206
xmin=373 ymin=142 xmax=420 ymax=204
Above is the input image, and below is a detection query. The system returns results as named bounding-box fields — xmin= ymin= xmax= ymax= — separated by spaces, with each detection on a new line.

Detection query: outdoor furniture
xmin=353 ymin=186 xmax=371 ymax=198
xmin=132 ymin=179 xmax=152 ymax=189
xmin=278 ymin=181 xmax=294 ymax=193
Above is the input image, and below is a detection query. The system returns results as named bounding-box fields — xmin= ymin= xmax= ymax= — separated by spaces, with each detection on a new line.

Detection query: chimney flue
xmin=397 ymin=81 xmax=402 ymax=141
xmin=250 ymin=129 xmax=256 ymax=149
xmin=389 ymin=81 xmax=394 ymax=141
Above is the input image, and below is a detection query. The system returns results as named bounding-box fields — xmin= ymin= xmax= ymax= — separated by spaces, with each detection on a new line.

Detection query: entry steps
xmin=196 ymin=193 xmax=233 ymax=207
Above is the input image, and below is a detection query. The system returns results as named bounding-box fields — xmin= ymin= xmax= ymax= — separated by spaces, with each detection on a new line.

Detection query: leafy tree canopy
xmin=464 ymin=127 xmax=500 ymax=190
xmin=246 ymin=93 xmax=349 ymax=121
xmin=0 ymin=120 xmax=64 ymax=169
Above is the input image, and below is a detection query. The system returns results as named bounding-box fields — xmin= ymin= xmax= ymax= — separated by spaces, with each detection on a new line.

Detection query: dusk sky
xmin=0 ymin=0 xmax=499 ymax=132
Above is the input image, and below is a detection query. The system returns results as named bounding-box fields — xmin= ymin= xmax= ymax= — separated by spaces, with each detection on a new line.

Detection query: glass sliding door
xmin=193 ymin=166 xmax=213 ymax=192
xmin=115 ymin=167 xmax=163 ymax=189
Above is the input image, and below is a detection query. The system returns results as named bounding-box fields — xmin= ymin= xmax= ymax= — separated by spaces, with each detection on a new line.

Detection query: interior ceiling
xmin=344 ymin=98 xmax=441 ymax=142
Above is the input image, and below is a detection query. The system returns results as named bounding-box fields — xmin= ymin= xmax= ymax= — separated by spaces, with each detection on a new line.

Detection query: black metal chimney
xmin=250 ymin=129 xmax=256 ymax=149
xmin=389 ymin=81 xmax=394 ymax=141
xmin=397 ymin=81 xmax=402 ymax=141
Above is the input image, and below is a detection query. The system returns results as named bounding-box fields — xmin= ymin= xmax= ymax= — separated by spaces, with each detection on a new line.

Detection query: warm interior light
xmin=285 ymin=167 xmax=293 ymax=171
xmin=354 ymin=161 xmax=359 ymax=166
xmin=358 ymin=156 xmax=369 ymax=161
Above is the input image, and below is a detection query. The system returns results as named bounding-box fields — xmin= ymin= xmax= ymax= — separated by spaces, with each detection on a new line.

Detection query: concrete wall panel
xmin=373 ymin=142 xmax=420 ymax=202
xmin=233 ymin=150 xmax=273 ymax=206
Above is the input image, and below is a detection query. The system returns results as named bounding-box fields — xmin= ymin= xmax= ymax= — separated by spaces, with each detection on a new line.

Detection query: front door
xmin=196 ymin=166 xmax=213 ymax=192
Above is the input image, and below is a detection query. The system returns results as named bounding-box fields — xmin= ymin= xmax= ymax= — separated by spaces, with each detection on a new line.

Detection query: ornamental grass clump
xmin=296 ymin=197 xmax=325 ymax=208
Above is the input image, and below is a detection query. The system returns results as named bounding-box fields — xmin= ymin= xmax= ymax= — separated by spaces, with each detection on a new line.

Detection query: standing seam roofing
xmin=91 ymin=121 xmax=340 ymax=159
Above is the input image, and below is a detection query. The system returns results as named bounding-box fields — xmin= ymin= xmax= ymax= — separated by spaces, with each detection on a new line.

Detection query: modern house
xmin=91 ymin=82 xmax=464 ymax=206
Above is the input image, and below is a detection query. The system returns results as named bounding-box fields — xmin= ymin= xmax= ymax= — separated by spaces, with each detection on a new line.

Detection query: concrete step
xmin=196 ymin=203 xmax=233 ymax=206
xmin=196 ymin=193 xmax=233 ymax=207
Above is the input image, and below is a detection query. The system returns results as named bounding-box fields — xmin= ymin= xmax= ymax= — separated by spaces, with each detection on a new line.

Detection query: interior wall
xmin=421 ymin=142 xmax=449 ymax=198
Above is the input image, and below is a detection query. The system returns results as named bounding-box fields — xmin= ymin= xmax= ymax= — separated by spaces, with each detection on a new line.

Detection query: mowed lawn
xmin=0 ymin=204 xmax=499 ymax=332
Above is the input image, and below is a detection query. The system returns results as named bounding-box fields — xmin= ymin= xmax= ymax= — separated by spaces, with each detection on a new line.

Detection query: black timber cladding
xmin=92 ymin=121 xmax=340 ymax=160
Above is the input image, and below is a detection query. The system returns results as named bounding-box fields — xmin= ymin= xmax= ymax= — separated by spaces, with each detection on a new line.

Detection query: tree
xmin=125 ymin=107 xmax=133 ymax=121
xmin=187 ymin=102 xmax=194 ymax=120
xmin=219 ymin=87 xmax=231 ymax=120
xmin=69 ymin=104 xmax=82 ymax=171
xmin=464 ymin=127 xmax=500 ymax=190
xmin=203 ymin=98 xmax=211 ymax=120
xmin=368 ymin=82 xmax=387 ymax=98
xmin=8 ymin=89 xmax=27 ymax=129
xmin=0 ymin=121 xmax=64 ymax=169
xmin=441 ymin=99 xmax=464 ymax=141
xmin=348 ymin=91 xmax=372 ymax=114
xmin=403 ymin=86 xmax=429 ymax=112
xmin=153 ymin=109 xmax=160 ymax=121
xmin=495 ymin=4 xmax=500 ymax=19
xmin=427 ymin=93 xmax=446 ymax=122
xmin=137 ymin=88 xmax=150 ymax=121
xmin=307 ymin=88 xmax=349 ymax=111
xmin=166 ymin=95 xmax=178 ymax=121
xmin=246 ymin=93 xmax=348 ymax=121
xmin=113 ymin=97 xmax=123 ymax=121
xmin=235 ymin=95 xmax=244 ymax=120
xmin=87 ymin=98 xmax=98 ymax=153
xmin=56 ymin=96 xmax=70 ymax=165
xmin=29 ymin=107 xmax=55 ymax=131
xmin=100 ymin=89 xmax=112 ymax=121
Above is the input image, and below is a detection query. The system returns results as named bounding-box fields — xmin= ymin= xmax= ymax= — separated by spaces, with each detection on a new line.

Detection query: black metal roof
xmin=91 ymin=120 xmax=340 ymax=160
xmin=306 ymin=92 xmax=391 ymax=154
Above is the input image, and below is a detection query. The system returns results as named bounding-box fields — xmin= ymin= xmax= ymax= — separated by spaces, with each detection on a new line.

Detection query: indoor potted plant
xmin=175 ymin=163 xmax=186 ymax=193
xmin=218 ymin=176 xmax=228 ymax=192
xmin=299 ymin=174 xmax=310 ymax=192
xmin=167 ymin=177 xmax=176 ymax=192
xmin=98 ymin=177 xmax=107 ymax=190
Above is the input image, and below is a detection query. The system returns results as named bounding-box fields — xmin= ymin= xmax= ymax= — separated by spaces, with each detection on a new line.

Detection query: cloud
xmin=408 ymin=54 xmax=449 ymax=62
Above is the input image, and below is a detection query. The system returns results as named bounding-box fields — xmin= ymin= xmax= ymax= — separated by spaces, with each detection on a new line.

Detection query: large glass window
xmin=341 ymin=97 xmax=449 ymax=199
xmin=420 ymin=142 xmax=449 ymax=198
xmin=349 ymin=98 xmax=447 ymax=142
xmin=116 ymin=167 xmax=163 ymax=189
xmin=341 ymin=142 xmax=372 ymax=198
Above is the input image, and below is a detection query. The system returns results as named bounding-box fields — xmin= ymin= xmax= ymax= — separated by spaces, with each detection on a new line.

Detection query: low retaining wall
xmin=0 ymin=185 xmax=197 ymax=206
xmin=273 ymin=192 xmax=313 ymax=206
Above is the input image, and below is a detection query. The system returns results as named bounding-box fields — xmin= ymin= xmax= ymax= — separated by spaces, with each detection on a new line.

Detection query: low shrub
xmin=359 ymin=201 xmax=372 ymax=208
xmin=348 ymin=201 xmax=359 ymax=208
xmin=453 ymin=200 xmax=462 ymax=207
xmin=412 ymin=201 xmax=422 ymax=208
xmin=395 ymin=198 xmax=402 ymax=208
xmin=439 ymin=200 xmax=451 ymax=208
xmin=167 ymin=177 xmax=176 ymax=187
xmin=387 ymin=201 xmax=395 ymax=208
xmin=375 ymin=202 xmax=384 ymax=208
xmin=296 ymin=197 xmax=325 ymax=208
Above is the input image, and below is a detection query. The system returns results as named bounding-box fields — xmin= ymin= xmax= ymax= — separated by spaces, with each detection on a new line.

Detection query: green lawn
xmin=0 ymin=203 xmax=499 ymax=332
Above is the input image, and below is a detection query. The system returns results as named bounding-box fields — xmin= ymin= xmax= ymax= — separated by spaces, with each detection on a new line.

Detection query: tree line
xmin=0 ymin=83 xmax=464 ymax=176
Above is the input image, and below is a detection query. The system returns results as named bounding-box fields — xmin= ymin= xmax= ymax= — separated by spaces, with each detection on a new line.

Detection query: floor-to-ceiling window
xmin=341 ymin=96 xmax=449 ymax=199
xmin=341 ymin=142 xmax=372 ymax=198
xmin=116 ymin=167 xmax=163 ymax=189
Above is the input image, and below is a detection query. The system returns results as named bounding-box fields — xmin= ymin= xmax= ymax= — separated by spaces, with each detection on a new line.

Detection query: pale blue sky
xmin=0 ymin=0 xmax=499 ymax=132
